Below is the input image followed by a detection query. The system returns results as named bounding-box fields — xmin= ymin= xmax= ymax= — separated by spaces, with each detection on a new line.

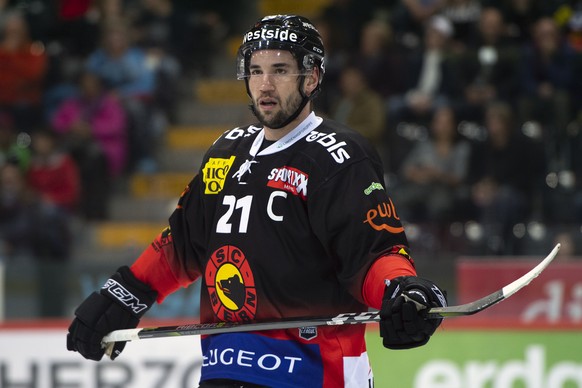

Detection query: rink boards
xmin=0 ymin=324 xmax=580 ymax=388
xmin=1 ymin=259 xmax=581 ymax=387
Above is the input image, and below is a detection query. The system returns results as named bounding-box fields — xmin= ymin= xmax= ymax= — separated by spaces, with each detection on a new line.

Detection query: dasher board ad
xmin=1 ymin=326 xmax=581 ymax=388
xmin=0 ymin=327 xmax=202 ymax=388
xmin=367 ymin=330 xmax=582 ymax=388
xmin=457 ymin=260 xmax=582 ymax=326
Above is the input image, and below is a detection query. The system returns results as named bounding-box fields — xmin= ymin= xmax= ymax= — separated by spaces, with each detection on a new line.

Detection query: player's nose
xmin=259 ymin=74 xmax=276 ymax=90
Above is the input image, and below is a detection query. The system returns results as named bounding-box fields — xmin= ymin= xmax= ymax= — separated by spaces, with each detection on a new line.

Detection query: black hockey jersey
xmin=156 ymin=112 xmax=409 ymax=387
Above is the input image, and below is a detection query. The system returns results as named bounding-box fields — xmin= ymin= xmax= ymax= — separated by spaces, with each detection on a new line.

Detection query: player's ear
xmin=303 ymin=67 xmax=319 ymax=97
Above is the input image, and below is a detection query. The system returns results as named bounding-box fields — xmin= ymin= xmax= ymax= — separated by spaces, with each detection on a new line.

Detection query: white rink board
xmin=0 ymin=328 xmax=202 ymax=388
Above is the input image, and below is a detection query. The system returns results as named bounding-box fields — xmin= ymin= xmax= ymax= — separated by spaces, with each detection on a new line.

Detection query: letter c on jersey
xmin=267 ymin=191 xmax=287 ymax=222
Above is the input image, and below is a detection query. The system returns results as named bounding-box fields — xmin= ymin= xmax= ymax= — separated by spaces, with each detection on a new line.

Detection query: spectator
xmin=86 ymin=21 xmax=161 ymax=173
xmin=96 ymin=0 xmax=129 ymax=23
xmin=51 ymin=71 xmax=127 ymax=219
xmin=332 ymin=65 xmax=386 ymax=143
xmin=318 ymin=0 xmax=379 ymax=52
xmin=393 ymin=105 xmax=471 ymax=224
xmin=441 ymin=0 xmax=482 ymax=51
xmin=52 ymin=71 xmax=127 ymax=178
xmin=386 ymin=16 xmax=458 ymax=130
xmin=86 ymin=19 xmax=155 ymax=97
xmin=0 ymin=10 xmax=48 ymax=132
xmin=185 ymin=0 xmax=249 ymax=76
xmin=386 ymin=15 xmax=459 ymax=171
xmin=131 ymin=0 xmax=183 ymax=124
xmin=541 ymin=116 xmax=582 ymax=224
xmin=0 ymin=0 xmax=57 ymax=43
xmin=453 ymin=7 xmax=520 ymax=122
xmin=467 ymin=101 xmax=545 ymax=254
xmin=354 ymin=19 xmax=408 ymax=100
xmin=390 ymin=0 xmax=446 ymax=46
xmin=312 ymin=17 xmax=349 ymax=115
xmin=517 ymin=17 xmax=579 ymax=151
xmin=132 ymin=0 xmax=190 ymax=65
xmin=27 ymin=129 xmax=80 ymax=214
xmin=41 ymin=0 xmax=111 ymax=124
xmin=49 ymin=0 xmax=100 ymax=57
xmin=25 ymin=128 xmax=78 ymax=316
xmin=0 ymin=110 xmax=30 ymax=172
xmin=0 ymin=162 xmax=73 ymax=317
xmin=0 ymin=162 xmax=35 ymax=258
xmin=498 ymin=0 xmax=546 ymax=44
xmin=561 ymin=1 xmax=582 ymax=52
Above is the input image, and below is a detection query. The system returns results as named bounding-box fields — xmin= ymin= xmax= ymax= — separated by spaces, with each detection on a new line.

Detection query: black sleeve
xmin=168 ymin=174 xmax=208 ymax=280
xmin=308 ymin=157 xmax=409 ymax=303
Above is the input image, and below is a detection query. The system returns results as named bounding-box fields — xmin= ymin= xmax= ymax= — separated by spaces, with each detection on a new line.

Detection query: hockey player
xmin=67 ymin=15 xmax=447 ymax=387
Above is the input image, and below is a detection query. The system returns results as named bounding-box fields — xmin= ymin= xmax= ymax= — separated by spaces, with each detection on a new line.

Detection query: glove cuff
xmin=100 ymin=266 xmax=157 ymax=319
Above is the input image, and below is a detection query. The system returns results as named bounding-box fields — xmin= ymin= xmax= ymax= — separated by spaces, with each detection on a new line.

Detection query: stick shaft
xmin=103 ymin=243 xmax=560 ymax=345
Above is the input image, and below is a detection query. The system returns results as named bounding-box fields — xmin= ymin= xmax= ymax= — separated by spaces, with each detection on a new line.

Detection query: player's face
xmin=247 ymin=50 xmax=305 ymax=129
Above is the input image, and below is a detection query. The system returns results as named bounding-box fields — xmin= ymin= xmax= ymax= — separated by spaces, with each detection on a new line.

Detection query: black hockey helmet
xmin=237 ymin=14 xmax=325 ymax=95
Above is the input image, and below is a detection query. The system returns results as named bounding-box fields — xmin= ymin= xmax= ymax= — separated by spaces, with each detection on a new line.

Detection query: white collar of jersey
xmin=249 ymin=112 xmax=323 ymax=158
xmin=233 ymin=113 xmax=322 ymax=183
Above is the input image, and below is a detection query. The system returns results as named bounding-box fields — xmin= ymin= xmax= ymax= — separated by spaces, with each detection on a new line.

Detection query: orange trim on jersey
xmin=362 ymin=254 xmax=416 ymax=310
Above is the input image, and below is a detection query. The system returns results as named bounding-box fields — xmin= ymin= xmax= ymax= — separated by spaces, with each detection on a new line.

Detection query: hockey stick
xmin=102 ymin=243 xmax=560 ymax=346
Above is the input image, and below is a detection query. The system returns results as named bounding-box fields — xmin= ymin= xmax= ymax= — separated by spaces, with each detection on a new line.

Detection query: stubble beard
xmin=253 ymin=92 xmax=303 ymax=129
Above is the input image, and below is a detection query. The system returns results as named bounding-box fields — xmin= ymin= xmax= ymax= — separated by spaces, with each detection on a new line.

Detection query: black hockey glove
xmin=66 ymin=266 xmax=157 ymax=361
xmin=379 ymin=276 xmax=447 ymax=350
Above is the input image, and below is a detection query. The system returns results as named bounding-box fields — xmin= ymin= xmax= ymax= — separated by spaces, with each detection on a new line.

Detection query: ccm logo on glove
xmin=102 ymin=278 xmax=150 ymax=314
xmin=66 ymin=266 xmax=157 ymax=361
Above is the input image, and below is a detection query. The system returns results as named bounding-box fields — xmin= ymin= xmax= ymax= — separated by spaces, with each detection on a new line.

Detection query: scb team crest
xmin=206 ymin=245 xmax=257 ymax=322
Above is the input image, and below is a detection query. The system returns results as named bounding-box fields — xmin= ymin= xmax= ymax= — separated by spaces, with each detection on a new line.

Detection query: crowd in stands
xmin=0 ymin=0 xmax=243 ymax=214
xmin=0 ymin=0 xmax=243 ymax=317
xmin=314 ymin=0 xmax=582 ymax=256
xmin=0 ymin=0 xmax=581 ymax=314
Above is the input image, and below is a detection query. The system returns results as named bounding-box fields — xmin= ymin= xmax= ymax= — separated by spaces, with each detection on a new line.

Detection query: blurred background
xmin=0 ymin=0 xmax=581 ymax=386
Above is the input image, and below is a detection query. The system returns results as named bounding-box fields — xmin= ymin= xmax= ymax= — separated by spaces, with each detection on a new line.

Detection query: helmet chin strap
xmin=247 ymin=75 xmax=311 ymax=130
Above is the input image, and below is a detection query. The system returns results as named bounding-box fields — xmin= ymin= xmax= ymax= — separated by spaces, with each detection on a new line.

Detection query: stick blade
xmin=427 ymin=243 xmax=561 ymax=318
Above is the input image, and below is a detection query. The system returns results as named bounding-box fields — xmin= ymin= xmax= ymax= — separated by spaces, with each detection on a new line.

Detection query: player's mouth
xmin=259 ymin=97 xmax=278 ymax=111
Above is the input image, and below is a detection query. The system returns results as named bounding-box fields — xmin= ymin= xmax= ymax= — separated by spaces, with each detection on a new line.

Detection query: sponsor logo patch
xmin=305 ymin=131 xmax=351 ymax=163
xmin=205 ymin=245 xmax=257 ymax=322
xmin=298 ymin=326 xmax=317 ymax=341
xmin=363 ymin=199 xmax=404 ymax=234
xmin=267 ymin=166 xmax=308 ymax=200
xmin=364 ymin=182 xmax=384 ymax=195
xmin=243 ymin=27 xmax=300 ymax=44
xmin=200 ymin=333 xmax=323 ymax=386
xmin=202 ymin=156 xmax=236 ymax=194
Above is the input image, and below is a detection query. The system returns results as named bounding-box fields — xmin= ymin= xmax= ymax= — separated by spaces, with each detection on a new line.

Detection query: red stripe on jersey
xmin=131 ymin=232 xmax=195 ymax=303
xmin=362 ymin=254 xmax=417 ymax=310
